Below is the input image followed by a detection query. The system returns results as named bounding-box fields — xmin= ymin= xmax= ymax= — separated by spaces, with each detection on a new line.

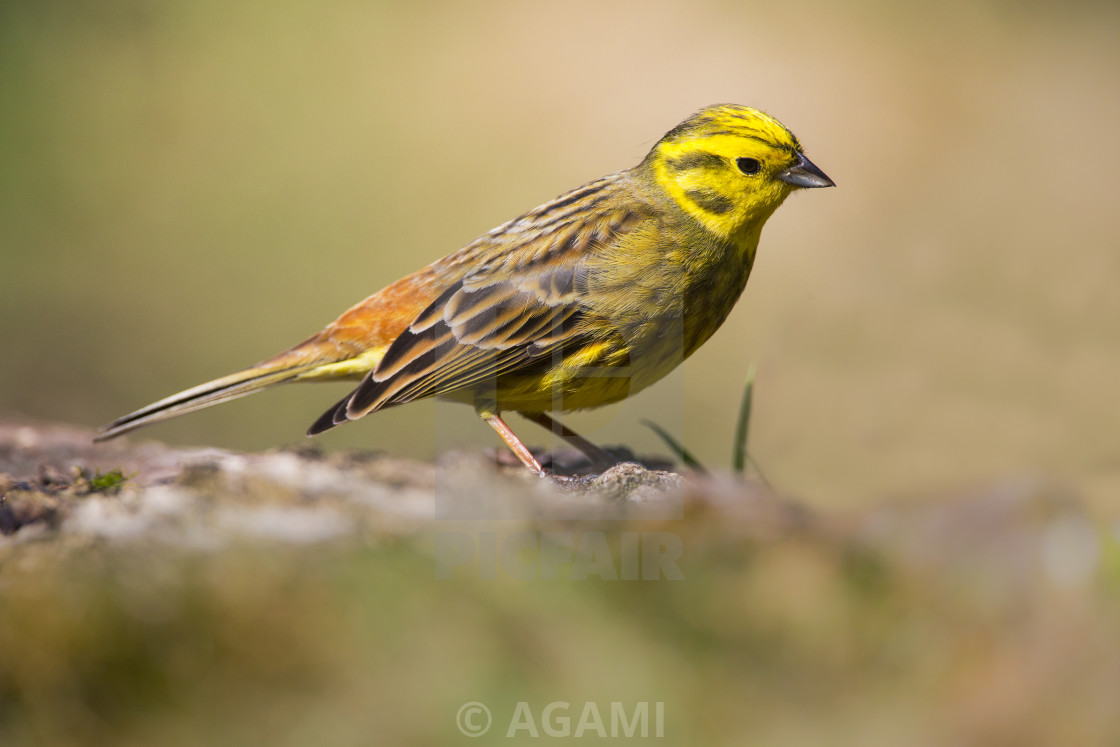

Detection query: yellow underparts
xmin=470 ymin=339 xmax=634 ymax=414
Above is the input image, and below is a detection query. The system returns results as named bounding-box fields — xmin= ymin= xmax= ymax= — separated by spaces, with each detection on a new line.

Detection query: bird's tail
xmin=93 ymin=337 xmax=375 ymax=442
xmin=95 ymin=269 xmax=433 ymax=442
xmin=94 ymin=364 xmax=313 ymax=442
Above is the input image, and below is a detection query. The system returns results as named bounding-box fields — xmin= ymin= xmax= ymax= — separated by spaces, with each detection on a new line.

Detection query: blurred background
xmin=4 ymin=2 xmax=1120 ymax=745
xmin=2 ymin=0 xmax=1118 ymax=511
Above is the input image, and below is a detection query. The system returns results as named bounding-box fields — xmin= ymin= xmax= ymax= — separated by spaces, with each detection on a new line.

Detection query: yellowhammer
xmin=97 ymin=104 xmax=833 ymax=475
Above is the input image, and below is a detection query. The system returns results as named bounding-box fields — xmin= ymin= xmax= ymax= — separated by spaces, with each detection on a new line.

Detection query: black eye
xmin=736 ymin=157 xmax=761 ymax=175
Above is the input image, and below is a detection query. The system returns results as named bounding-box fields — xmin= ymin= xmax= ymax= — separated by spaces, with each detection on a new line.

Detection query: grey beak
xmin=778 ymin=152 xmax=834 ymax=189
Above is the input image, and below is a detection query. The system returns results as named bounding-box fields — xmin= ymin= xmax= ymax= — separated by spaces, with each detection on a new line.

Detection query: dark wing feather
xmin=345 ymin=278 xmax=585 ymax=417
xmin=306 ymin=173 xmax=647 ymax=434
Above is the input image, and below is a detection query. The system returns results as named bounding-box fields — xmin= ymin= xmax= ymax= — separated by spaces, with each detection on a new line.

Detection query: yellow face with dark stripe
xmin=646 ymin=104 xmax=810 ymax=239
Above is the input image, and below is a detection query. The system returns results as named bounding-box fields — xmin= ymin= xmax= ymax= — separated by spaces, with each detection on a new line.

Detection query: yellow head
xmin=643 ymin=104 xmax=833 ymax=239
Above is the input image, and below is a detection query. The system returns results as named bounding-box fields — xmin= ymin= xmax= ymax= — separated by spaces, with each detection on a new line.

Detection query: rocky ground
xmin=2 ymin=421 xmax=1118 ymax=746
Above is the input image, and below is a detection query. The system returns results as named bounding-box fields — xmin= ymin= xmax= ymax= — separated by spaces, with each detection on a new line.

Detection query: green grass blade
xmin=641 ymin=419 xmax=707 ymax=473
xmin=732 ymin=364 xmax=756 ymax=475
xmin=747 ymin=457 xmax=773 ymax=490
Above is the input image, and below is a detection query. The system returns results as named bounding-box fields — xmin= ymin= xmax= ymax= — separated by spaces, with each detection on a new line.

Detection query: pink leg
xmin=482 ymin=413 xmax=545 ymax=476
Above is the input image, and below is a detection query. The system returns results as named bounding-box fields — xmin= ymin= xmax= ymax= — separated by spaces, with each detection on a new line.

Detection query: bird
xmin=96 ymin=104 xmax=833 ymax=476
